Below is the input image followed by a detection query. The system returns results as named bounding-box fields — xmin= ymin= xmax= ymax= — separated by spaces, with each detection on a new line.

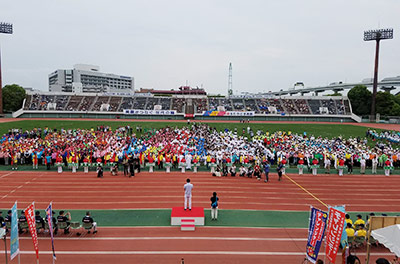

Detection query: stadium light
xmin=0 ymin=22 xmax=13 ymax=34
xmin=364 ymin=28 xmax=393 ymax=121
xmin=0 ymin=22 xmax=13 ymax=115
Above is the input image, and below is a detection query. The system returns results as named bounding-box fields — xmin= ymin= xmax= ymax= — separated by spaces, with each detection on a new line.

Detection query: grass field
xmin=0 ymin=119 xmax=383 ymax=140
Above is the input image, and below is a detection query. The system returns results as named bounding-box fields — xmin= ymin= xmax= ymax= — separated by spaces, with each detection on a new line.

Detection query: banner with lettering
xmin=202 ymin=111 xmax=255 ymax=117
xmin=333 ymin=205 xmax=348 ymax=248
xmin=10 ymin=202 xmax=19 ymax=260
xmin=306 ymin=207 xmax=328 ymax=263
xmin=325 ymin=207 xmax=346 ymax=263
xmin=46 ymin=203 xmax=57 ymax=262
xmin=25 ymin=202 xmax=40 ymax=262
xmin=123 ymin=109 xmax=176 ymax=115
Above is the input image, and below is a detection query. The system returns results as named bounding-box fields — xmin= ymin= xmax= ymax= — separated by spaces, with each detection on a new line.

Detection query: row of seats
xmin=23 ymin=94 xmax=352 ymax=115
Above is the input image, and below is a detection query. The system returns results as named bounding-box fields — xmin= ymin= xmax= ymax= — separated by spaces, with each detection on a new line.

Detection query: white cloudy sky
xmin=1 ymin=0 xmax=399 ymax=94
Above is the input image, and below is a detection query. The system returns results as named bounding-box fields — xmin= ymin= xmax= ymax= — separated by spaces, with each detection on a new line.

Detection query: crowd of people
xmin=0 ymin=210 xmax=97 ymax=235
xmin=367 ymin=129 xmax=400 ymax=144
xmin=0 ymin=124 xmax=398 ymax=177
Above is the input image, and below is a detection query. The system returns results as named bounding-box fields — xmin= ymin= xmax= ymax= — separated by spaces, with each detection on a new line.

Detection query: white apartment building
xmin=49 ymin=64 xmax=134 ymax=93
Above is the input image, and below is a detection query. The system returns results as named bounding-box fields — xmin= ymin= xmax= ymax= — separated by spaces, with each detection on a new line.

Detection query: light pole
xmin=364 ymin=28 xmax=393 ymax=121
xmin=0 ymin=22 xmax=13 ymax=115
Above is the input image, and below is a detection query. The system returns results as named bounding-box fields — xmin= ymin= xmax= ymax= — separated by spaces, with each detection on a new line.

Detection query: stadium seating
xmin=21 ymin=93 xmax=354 ymax=118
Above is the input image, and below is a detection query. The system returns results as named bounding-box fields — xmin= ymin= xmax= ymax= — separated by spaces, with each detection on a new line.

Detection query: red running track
xmin=0 ymin=171 xmax=400 ymax=211
xmin=1 ymin=170 xmax=399 ymax=263
xmin=3 ymin=227 xmax=396 ymax=264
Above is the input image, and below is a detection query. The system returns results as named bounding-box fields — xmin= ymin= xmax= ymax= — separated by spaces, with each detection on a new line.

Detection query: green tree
xmin=395 ymin=94 xmax=400 ymax=106
xmin=391 ymin=103 xmax=400 ymax=116
xmin=347 ymin=85 xmax=371 ymax=116
xmin=376 ymin=91 xmax=400 ymax=117
xmin=2 ymin=84 xmax=26 ymax=112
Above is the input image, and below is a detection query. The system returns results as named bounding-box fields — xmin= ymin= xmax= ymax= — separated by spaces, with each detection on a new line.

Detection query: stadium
xmin=1 ymin=2 xmax=400 ymax=264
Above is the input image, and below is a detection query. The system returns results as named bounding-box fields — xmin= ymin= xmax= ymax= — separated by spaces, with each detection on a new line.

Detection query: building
xmin=48 ymin=64 xmax=134 ymax=93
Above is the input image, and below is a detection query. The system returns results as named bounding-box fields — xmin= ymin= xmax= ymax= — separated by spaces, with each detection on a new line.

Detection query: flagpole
xmin=3 ymin=232 xmax=7 ymax=264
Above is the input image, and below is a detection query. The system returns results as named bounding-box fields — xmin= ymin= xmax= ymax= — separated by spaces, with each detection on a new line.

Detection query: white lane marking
xmin=0 ymin=171 xmax=14 ymax=179
xmin=14 ymin=236 xmax=307 ymax=241
xmin=5 ymin=250 xmax=395 ymax=256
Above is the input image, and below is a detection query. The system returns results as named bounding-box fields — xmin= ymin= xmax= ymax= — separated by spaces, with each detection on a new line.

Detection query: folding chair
xmin=354 ymin=236 xmax=366 ymax=248
xmin=82 ymin=222 xmax=94 ymax=233
xmin=57 ymin=221 xmax=69 ymax=234
xmin=19 ymin=222 xmax=29 ymax=233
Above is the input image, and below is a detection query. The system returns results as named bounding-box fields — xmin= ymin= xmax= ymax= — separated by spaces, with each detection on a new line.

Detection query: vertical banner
xmin=334 ymin=205 xmax=348 ymax=248
xmin=325 ymin=207 xmax=346 ymax=263
xmin=45 ymin=203 xmax=57 ymax=262
xmin=25 ymin=202 xmax=40 ymax=263
xmin=10 ymin=202 xmax=19 ymax=260
xmin=306 ymin=207 xmax=328 ymax=263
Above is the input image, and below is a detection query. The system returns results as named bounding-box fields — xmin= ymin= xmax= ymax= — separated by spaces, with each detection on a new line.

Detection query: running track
xmin=0 ymin=171 xmax=399 ymax=211
xmin=1 ymin=170 xmax=399 ymax=263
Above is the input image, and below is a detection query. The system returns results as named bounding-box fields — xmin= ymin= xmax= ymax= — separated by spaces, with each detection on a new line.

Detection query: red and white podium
xmin=171 ymin=207 xmax=205 ymax=227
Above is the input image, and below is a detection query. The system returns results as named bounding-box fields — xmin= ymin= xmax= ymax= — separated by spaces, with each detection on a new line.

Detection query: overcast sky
xmin=1 ymin=0 xmax=399 ymax=95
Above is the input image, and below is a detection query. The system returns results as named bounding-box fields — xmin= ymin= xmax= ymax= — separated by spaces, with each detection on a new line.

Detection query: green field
xmin=0 ymin=120 xmax=382 ymax=140
xmin=2 ymin=209 xmax=398 ymax=228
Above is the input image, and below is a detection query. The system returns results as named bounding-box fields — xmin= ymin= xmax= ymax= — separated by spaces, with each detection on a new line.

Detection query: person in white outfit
xmin=360 ymin=157 xmax=366 ymax=174
xmin=372 ymin=156 xmax=378 ymax=174
xmin=184 ymin=178 xmax=193 ymax=210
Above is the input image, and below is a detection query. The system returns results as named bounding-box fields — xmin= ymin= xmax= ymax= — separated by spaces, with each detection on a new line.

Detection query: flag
xmin=325 ymin=207 xmax=346 ymax=263
xmin=306 ymin=207 xmax=328 ymax=263
xmin=10 ymin=202 xmax=19 ymax=260
xmin=46 ymin=203 xmax=57 ymax=261
xmin=333 ymin=205 xmax=348 ymax=248
xmin=25 ymin=202 xmax=40 ymax=263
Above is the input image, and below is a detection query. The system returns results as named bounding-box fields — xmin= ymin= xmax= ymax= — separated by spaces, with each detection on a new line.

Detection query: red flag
xmin=325 ymin=207 xmax=346 ymax=263
xmin=25 ymin=202 xmax=40 ymax=262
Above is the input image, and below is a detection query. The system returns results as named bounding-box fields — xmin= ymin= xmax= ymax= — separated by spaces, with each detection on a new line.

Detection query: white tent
xmin=371 ymin=224 xmax=400 ymax=257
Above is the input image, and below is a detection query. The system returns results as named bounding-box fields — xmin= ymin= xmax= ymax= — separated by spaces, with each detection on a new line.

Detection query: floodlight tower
xmin=0 ymin=22 xmax=13 ymax=115
xmin=364 ymin=28 xmax=393 ymax=121
xmin=228 ymin=63 xmax=233 ymax=96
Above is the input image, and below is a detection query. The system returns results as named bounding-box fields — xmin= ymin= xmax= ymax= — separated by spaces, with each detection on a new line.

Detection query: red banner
xmin=325 ymin=207 xmax=346 ymax=263
xmin=25 ymin=202 xmax=40 ymax=262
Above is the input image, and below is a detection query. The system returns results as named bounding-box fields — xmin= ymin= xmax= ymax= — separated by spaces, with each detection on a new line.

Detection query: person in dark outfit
xmin=45 ymin=210 xmax=58 ymax=235
xmin=82 ymin=211 xmax=97 ymax=234
xmin=0 ymin=211 xmax=4 ymax=227
xmin=277 ymin=162 xmax=284 ymax=181
xmin=57 ymin=211 xmax=71 ymax=234
xmin=97 ymin=165 xmax=103 ymax=178
xmin=210 ymin=192 xmax=219 ymax=220
xmin=133 ymin=155 xmax=140 ymax=173
xmin=5 ymin=210 xmax=12 ymax=232
xmin=35 ymin=211 xmax=45 ymax=233
xmin=18 ymin=210 xmax=28 ymax=234
xmin=128 ymin=156 xmax=135 ymax=177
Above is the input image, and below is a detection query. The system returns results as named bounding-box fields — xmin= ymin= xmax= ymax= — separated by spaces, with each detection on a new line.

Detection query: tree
xmin=376 ymin=91 xmax=400 ymax=117
xmin=347 ymin=85 xmax=371 ymax=116
xmin=2 ymin=84 xmax=26 ymax=112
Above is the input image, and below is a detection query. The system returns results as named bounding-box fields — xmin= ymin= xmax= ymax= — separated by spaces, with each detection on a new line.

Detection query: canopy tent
xmin=371 ymin=224 xmax=400 ymax=257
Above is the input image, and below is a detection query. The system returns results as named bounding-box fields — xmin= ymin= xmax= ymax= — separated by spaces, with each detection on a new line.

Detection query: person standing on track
xmin=277 ymin=162 xmax=283 ymax=181
xmin=210 ymin=192 xmax=219 ymax=220
xmin=263 ymin=160 xmax=270 ymax=183
xmin=184 ymin=178 xmax=193 ymax=210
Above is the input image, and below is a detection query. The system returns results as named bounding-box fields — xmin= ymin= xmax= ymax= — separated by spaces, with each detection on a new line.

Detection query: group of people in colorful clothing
xmin=0 ymin=125 xmax=398 ymax=177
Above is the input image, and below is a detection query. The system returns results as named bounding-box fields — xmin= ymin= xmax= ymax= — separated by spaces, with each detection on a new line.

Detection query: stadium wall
xmin=14 ymin=110 xmax=358 ymax=122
